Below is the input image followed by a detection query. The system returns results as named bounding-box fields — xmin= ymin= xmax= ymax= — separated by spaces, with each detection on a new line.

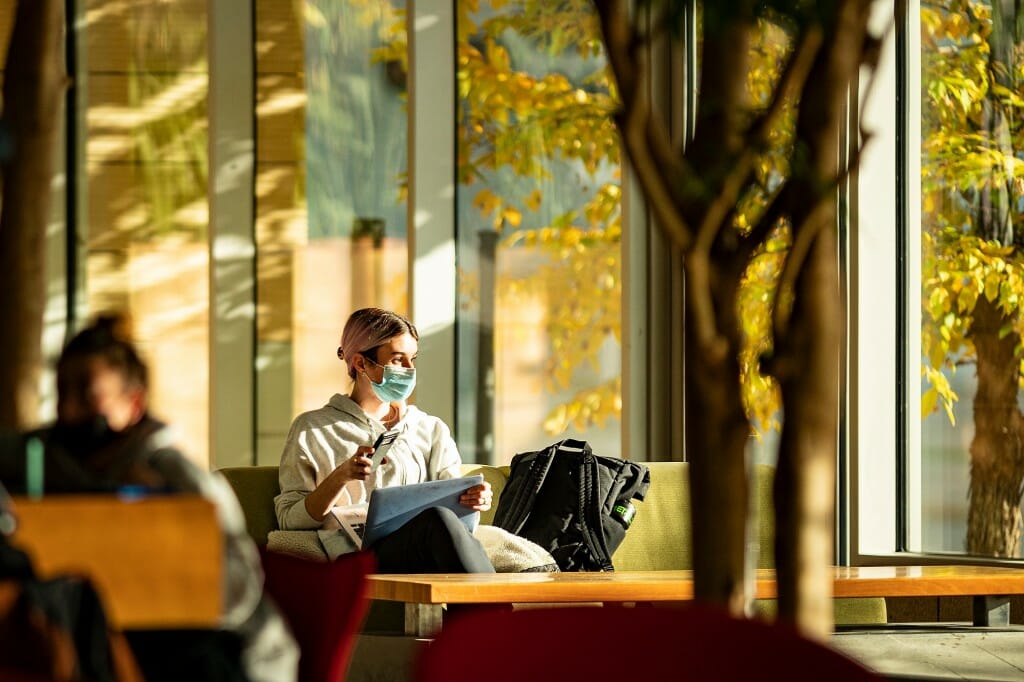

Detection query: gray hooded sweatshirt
xmin=274 ymin=394 xmax=462 ymax=559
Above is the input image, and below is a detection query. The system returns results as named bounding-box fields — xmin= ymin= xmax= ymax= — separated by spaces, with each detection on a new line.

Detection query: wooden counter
xmin=369 ymin=565 xmax=1024 ymax=636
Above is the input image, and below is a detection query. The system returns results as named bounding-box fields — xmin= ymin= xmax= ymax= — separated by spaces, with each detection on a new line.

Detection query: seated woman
xmin=274 ymin=307 xmax=495 ymax=573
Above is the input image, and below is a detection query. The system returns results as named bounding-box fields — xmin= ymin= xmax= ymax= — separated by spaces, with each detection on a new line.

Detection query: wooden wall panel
xmin=256 ymin=0 xmax=303 ymax=75
xmin=86 ymin=162 xmax=207 ymax=250
xmin=255 ymin=0 xmax=306 ymax=347
xmin=87 ymin=73 xmax=208 ymax=164
xmin=85 ymin=250 xmax=131 ymax=314
xmin=84 ymin=0 xmax=207 ymax=73
xmin=256 ymin=249 xmax=294 ymax=343
xmin=256 ymin=74 xmax=305 ymax=164
xmin=256 ymin=163 xmax=306 ymax=247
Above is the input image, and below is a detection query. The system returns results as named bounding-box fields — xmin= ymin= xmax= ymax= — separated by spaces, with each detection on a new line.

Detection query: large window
xmin=917 ymin=0 xmax=1024 ymax=558
xmin=24 ymin=1 xmax=632 ymax=470
xmin=253 ymin=0 xmax=409 ymax=464
xmin=79 ymin=0 xmax=210 ymax=465
xmin=853 ymin=1 xmax=1024 ymax=563
xmin=16 ymin=0 xmax=1024 ymax=566
xmin=253 ymin=0 xmax=627 ymax=466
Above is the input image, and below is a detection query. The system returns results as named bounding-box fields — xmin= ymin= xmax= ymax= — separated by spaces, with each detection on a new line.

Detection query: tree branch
xmin=593 ymin=0 xmax=693 ymax=251
xmin=697 ymin=23 xmax=824 ymax=257
xmin=686 ymin=249 xmax=729 ymax=363
xmin=772 ymin=0 xmax=879 ymax=345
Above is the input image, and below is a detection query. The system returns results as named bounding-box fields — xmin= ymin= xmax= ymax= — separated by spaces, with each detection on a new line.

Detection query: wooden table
xmin=368 ymin=565 xmax=1024 ymax=636
xmin=7 ymin=494 xmax=222 ymax=629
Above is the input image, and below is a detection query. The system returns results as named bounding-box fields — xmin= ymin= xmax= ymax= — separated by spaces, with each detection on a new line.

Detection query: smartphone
xmin=369 ymin=430 xmax=399 ymax=472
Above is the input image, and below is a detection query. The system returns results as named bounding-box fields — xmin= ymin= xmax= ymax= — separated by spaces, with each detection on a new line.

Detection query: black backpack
xmin=493 ymin=439 xmax=650 ymax=571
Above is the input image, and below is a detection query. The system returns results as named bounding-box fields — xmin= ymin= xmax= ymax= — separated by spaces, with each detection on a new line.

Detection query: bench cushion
xmin=218 ymin=465 xmax=280 ymax=547
xmin=615 ymin=461 xmax=691 ymax=570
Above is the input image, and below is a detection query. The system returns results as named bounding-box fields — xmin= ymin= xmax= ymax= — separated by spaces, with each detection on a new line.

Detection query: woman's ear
xmin=349 ymin=351 xmax=366 ymax=375
xmin=339 ymin=347 xmax=361 ymax=374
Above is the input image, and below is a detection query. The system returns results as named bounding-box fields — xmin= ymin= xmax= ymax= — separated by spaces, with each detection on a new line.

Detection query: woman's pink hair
xmin=338 ymin=308 xmax=418 ymax=379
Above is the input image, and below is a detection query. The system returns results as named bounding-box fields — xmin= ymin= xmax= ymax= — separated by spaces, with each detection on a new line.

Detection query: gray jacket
xmin=275 ymin=394 xmax=462 ymax=559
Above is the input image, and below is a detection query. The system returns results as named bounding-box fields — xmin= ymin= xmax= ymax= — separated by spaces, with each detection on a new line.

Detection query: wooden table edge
xmin=368 ymin=565 xmax=1024 ymax=605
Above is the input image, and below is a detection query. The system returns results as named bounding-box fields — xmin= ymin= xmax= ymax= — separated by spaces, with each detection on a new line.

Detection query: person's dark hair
xmin=57 ymin=313 xmax=148 ymax=390
xmin=338 ymin=308 xmax=418 ymax=379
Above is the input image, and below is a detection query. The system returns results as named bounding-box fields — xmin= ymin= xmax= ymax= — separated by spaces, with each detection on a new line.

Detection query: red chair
xmin=416 ymin=603 xmax=882 ymax=682
xmin=260 ymin=549 xmax=375 ymax=682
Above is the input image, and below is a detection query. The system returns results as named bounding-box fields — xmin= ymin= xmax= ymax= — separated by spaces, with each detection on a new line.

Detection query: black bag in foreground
xmin=493 ymin=439 xmax=650 ymax=571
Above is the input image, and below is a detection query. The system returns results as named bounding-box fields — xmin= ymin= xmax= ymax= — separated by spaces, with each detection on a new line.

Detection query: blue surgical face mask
xmin=365 ymin=358 xmax=416 ymax=402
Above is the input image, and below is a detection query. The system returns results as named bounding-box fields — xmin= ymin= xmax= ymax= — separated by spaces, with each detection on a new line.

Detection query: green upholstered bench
xmin=217 ymin=461 xmax=885 ymax=626
xmin=219 ymin=465 xmax=282 ymax=548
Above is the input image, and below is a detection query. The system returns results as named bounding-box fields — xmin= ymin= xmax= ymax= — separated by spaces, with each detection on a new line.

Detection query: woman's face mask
xmin=365 ymin=357 xmax=417 ymax=402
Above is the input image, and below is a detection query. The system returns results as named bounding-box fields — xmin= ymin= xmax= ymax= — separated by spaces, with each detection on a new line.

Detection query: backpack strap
xmin=633 ymin=466 xmax=651 ymax=502
xmin=577 ymin=447 xmax=615 ymax=571
xmin=493 ymin=443 xmax=557 ymax=534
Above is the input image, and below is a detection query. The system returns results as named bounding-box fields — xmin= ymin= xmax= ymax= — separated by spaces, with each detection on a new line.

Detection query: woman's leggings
xmin=369 ymin=506 xmax=495 ymax=573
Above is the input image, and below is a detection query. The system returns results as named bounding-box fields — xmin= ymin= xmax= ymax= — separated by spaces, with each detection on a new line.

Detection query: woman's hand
xmin=303 ymin=446 xmax=375 ymax=522
xmin=460 ymin=481 xmax=493 ymax=512
xmin=336 ymin=446 xmax=374 ymax=482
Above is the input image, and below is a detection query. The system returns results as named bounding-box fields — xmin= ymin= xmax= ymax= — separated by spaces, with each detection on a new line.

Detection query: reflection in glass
xmin=83 ymin=0 xmax=210 ymax=465
xmin=254 ymin=0 xmax=409 ymax=463
xmin=455 ymin=1 xmax=622 ymax=463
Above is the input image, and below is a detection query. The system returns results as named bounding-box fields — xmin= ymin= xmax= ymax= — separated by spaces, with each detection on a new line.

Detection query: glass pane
xmin=455 ymin=1 xmax=622 ymax=464
xmin=254 ymin=0 xmax=409 ymax=463
xmin=919 ymin=1 xmax=1024 ymax=557
xmin=82 ymin=0 xmax=209 ymax=465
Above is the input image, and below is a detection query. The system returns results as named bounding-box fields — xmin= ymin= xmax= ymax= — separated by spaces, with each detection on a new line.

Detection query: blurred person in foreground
xmin=0 ymin=314 xmax=298 ymax=682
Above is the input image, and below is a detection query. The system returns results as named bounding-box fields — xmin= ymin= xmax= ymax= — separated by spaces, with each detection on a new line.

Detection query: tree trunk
xmin=767 ymin=0 xmax=870 ymax=639
xmin=960 ymin=0 xmax=1024 ymax=558
xmin=774 ymin=228 xmax=840 ymax=640
xmin=685 ymin=251 xmax=750 ymax=614
xmin=593 ymin=0 xmax=873 ymax=631
xmin=0 ymin=0 xmax=66 ymax=430
xmin=966 ymin=295 xmax=1024 ymax=556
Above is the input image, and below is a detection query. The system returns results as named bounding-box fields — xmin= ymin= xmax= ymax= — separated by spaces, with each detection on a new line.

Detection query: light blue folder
xmin=361 ymin=474 xmax=483 ymax=549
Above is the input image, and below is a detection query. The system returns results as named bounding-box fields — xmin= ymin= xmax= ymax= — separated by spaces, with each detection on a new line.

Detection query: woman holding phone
xmin=274 ymin=307 xmax=495 ymax=572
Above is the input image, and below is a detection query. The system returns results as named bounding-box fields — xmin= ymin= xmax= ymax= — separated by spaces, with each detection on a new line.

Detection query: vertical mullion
xmin=899 ymin=0 xmax=923 ymax=553
xmin=850 ymin=1 xmax=901 ymax=561
xmin=408 ymin=0 xmax=457 ymax=429
xmin=208 ymin=0 xmax=255 ymax=468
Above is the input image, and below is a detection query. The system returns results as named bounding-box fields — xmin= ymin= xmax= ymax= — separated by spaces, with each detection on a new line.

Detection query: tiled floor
xmin=833 ymin=624 xmax=1024 ymax=681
